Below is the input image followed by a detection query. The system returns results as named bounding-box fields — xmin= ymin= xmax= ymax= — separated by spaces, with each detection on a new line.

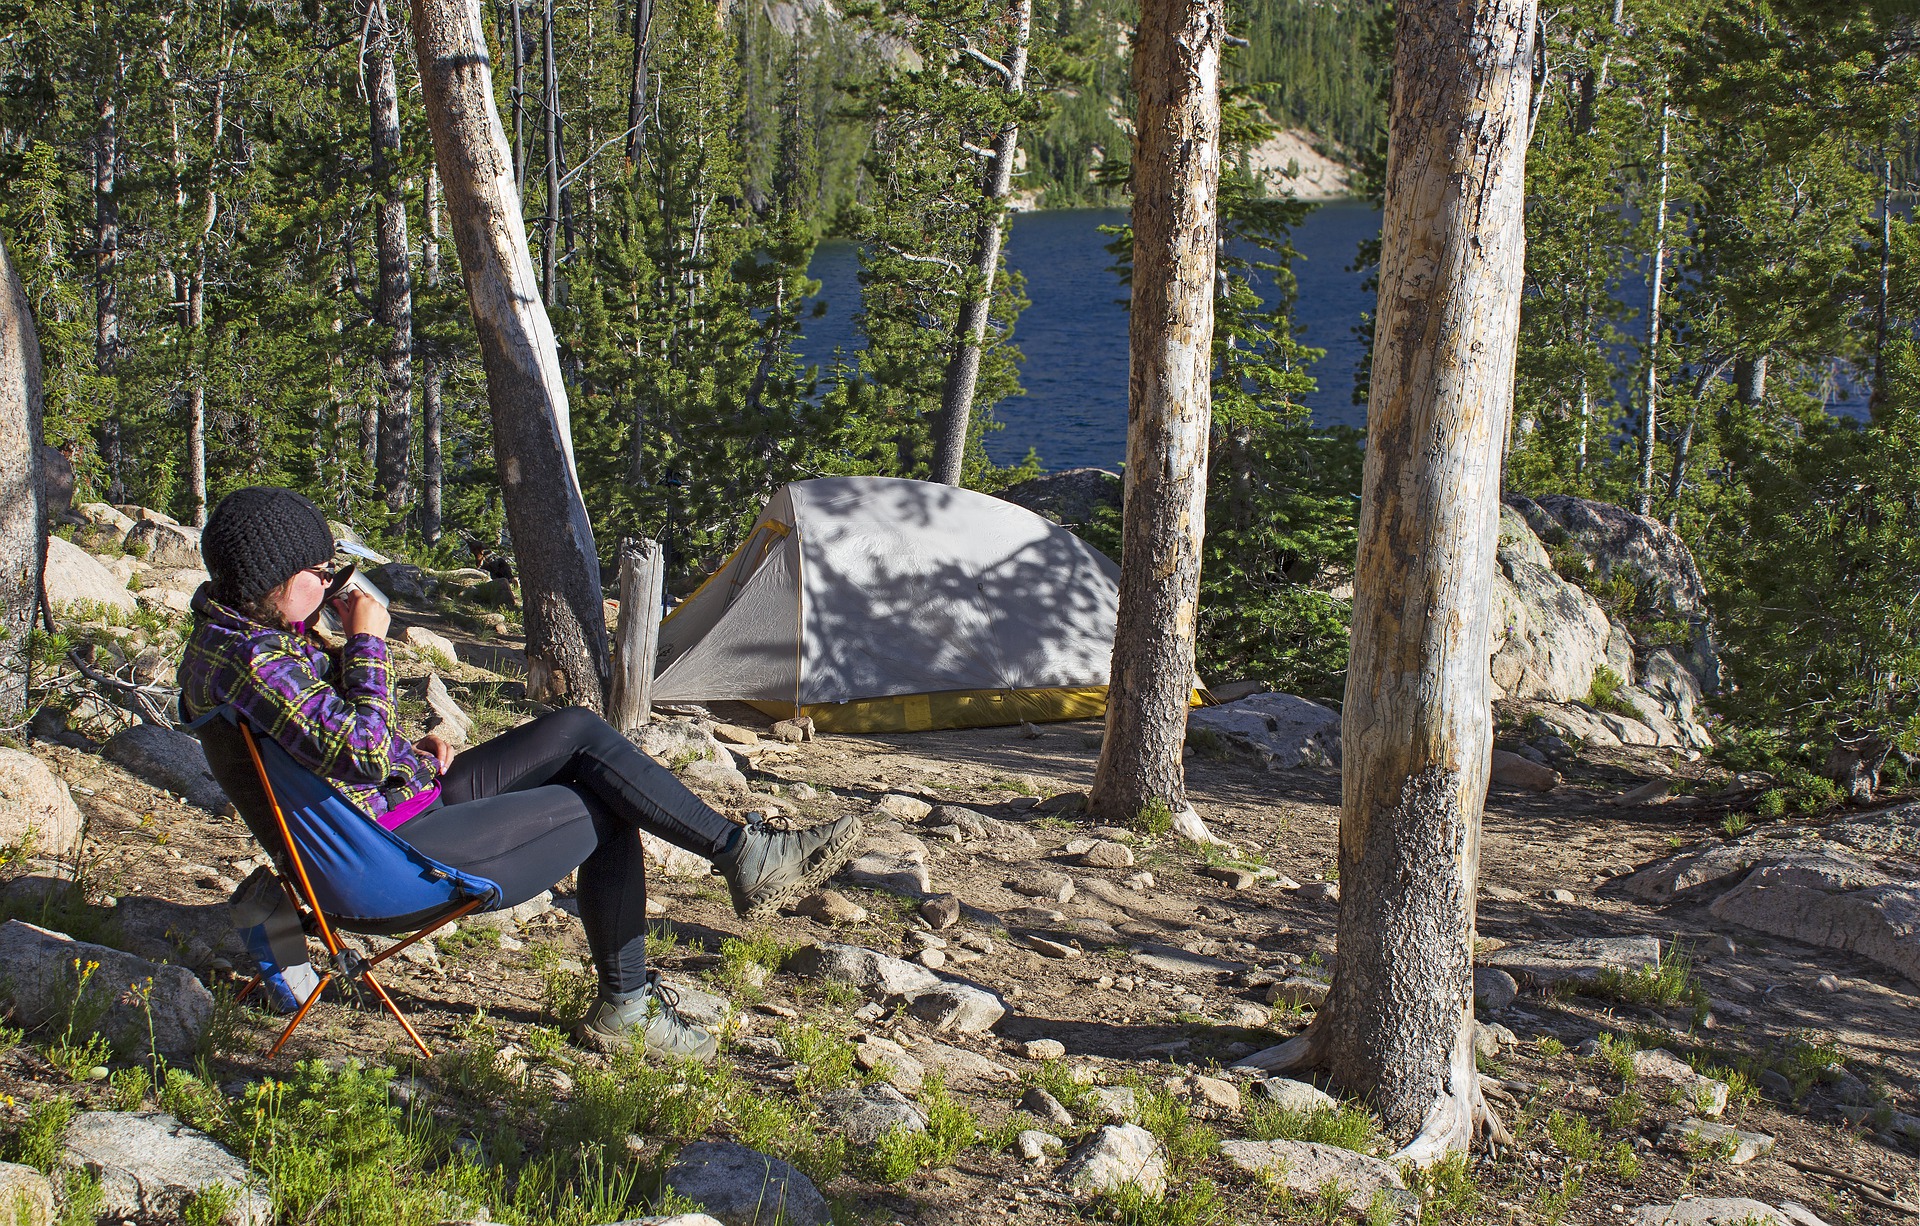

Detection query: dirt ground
xmin=4 ymin=599 xmax=1918 ymax=1225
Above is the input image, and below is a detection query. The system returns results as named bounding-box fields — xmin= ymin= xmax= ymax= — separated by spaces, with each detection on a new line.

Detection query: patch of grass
xmin=527 ymin=942 xmax=596 ymax=1024
xmin=1585 ymin=666 xmax=1634 ymax=716
xmin=1603 ymin=1089 xmax=1645 ymax=1130
xmin=1405 ymin=1151 xmax=1480 ymax=1221
xmin=863 ymin=1074 xmax=977 ymax=1183
xmin=1545 ymin=1109 xmax=1602 ymax=1161
xmin=1533 ymin=1170 xmax=1586 ymax=1226
xmin=1592 ymin=1032 xmax=1639 ymax=1082
xmin=433 ymin=924 xmax=494 ymax=960
xmin=1134 ymin=797 xmax=1175 ymax=836
xmin=1720 ymin=811 xmax=1751 ymax=838
xmin=1 ymin=1095 xmax=77 ymax=1171
xmin=1536 ymin=1036 xmax=1567 ymax=1059
xmin=1024 ymin=1059 xmax=1099 ymax=1123
xmin=1592 ymin=942 xmax=1706 ymax=1015
xmin=1127 ymin=1075 xmax=1219 ymax=1174
xmin=1611 ymin=1140 xmax=1643 ymax=1183
xmin=1242 ymin=1102 xmax=1383 ymax=1154
xmin=775 ymin=1021 xmax=860 ymax=1096
xmin=1102 ymin=1177 xmax=1229 ymax=1226
xmin=711 ymin=932 xmax=793 ymax=1002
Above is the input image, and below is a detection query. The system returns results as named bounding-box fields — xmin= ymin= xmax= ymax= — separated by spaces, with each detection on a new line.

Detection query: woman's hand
xmin=338 ymin=589 xmax=391 ymax=640
xmin=416 ymin=733 xmax=455 ymax=770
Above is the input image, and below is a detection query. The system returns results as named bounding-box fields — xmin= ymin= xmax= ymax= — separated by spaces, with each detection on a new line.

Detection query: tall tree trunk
xmin=626 ymin=0 xmax=652 ymax=165
xmin=1 ymin=237 xmax=48 ymax=717
xmin=421 ymin=166 xmax=446 ymax=543
xmin=1871 ymin=154 xmax=1892 ymax=417
xmin=541 ymin=0 xmax=560 ymax=305
xmin=95 ymin=65 xmax=123 ymax=503
xmin=410 ymin=0 xmax=611 ymax=709
xmin=1733 ymin=354 xmax=1766 ymax=406
xmin=1236 ymin=0 xmax=1536 ymax=1163
xmin=370 ymin=0 xmax=417 ymax=514
xmin=1636 ymin=101 xmax=1669 ymax=517
xmin=511 ymin=0 xmax=527 ymax=193
xmin=930 ymin=0 xmax=1031 ymax=487
xmin=1085 ymin=0 xmax=1222 ymax=827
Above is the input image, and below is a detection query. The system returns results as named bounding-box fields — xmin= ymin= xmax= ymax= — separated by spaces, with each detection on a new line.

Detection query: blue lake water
xmin=798 ymin=200 xmax=1384 ymax=472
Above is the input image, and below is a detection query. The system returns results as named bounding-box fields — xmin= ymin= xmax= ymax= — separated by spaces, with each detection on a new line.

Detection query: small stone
xmin=771 ymin=718 xmax=813 ymax=743
xmin=1660 ymin=1118 xmax=1775 ymax=1165
xmin=1019 ymin=1086 xmax=1074 ymax=1129
xmin=1267 ymin=874 xmax=1302 ymax=890
xmin=1028 ymin=936 xmax=1079 ymax=960
xmin=1222 ymin=1001 xmax=1271 ymax=1028
xmin=1706 ymin=935 xmax=1737 ymax=958
xmin=1088 ymin=1086 xmax=1139 ymax=1122
xmin=1010 ymin=871 xmax=1075 ymax=904
xmin=1472 ymin=1020 xmax=1518 ymax=1059
xmin=1249 ymin=1078 xmax=1337 ymax=1112
xmin=794 ymin=890 xmax=868 ymax=925
xmin=1077 ymin=840 xmax=1134 ymax=869
xmin=819 ymin=1084 xmax=926 ymax=1146
xmin=1181 ymin=1074 xmax=1241 ymax=1113
xmin=959 ymin=934 xmax=994 ymax=954
xmin=1022 ymin=1038 xmax=1067 ymax=1061
xmin=918 ymin=895 xmax=961 ymax=930
xmin=665 ymin=1141 xmax=831 ymax=1226
xmin=917 ymin=948 xmax=946 ymax=969
xmin=1199 ymin=866 xmax=1257 ymax=891
xmin=62 ymin=1112 xmax=272 ymax=1225
xmin=1061 ymin=1124 xmax=1166 ymax=1198
xmin=1628 ymin=1199 xmax=1796 ymax=1226
xmin=1015 ymin=1130 xmax=1063 ymax=1164
xmin=877 ymin=793 xmax=933 ymax=821
xmin=1814 ymin=974 xmax=1841 ymax=993
xmin=853 ymin=1036 xmax=927 ymax=1091
xmin=1007 ymin=905 xmax=1067 ymax=925
xmin=1264 ymin=976 xmax=1330 ymax=1009
xmin=1474 ymin=966 xmax=1520 ymax=1012
xmin=1123 ymin=872 xmax=1156 ymax=890
xmin=1296 ymin=881 xmax=1339 ymax=902
xmin=1220 ymin=1139 xmax=1410 ymax=1217
xmin=1546 ymin=888 xmax=1577 ymax=904
xmin=0 ymin=1160 xmax=55 ymax=1226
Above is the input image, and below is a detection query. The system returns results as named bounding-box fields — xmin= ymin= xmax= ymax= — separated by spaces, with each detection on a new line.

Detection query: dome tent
xmin=652 ymin=476 xmax=1123 ymax=733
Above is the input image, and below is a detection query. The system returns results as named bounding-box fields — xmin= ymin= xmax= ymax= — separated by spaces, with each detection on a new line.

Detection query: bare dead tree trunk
xmin=1 ymin=237 xmax=48 ymax=716
xmin=1235 ymin=0 xmax=1536 ymax=1164
xmin=1637 ymin=100 xmax=1669 ymax=517
xmin=540 ymin=0 xmax=560 ymax=305
xmin=369 ymin=0 xmax=417 ymax=514
xmin=930 ymin=0 xmax=1031 ymax=487
xmin=1085 ymin=0 xmax=1222 ymax=827
xmin=626 ymin=0 xmax=652 ymax=164
xmin=185 ymin=69 xmax=226 ymax=527
xmin=421 ymin=165 xmax=445 ymax=543
xmin=510 ymin=0 xmax=527 ymax=193
xmin=95 ymin=63 xmax=124 ymax=503
xmin=410 ymin=0 xmax=611 ymax=709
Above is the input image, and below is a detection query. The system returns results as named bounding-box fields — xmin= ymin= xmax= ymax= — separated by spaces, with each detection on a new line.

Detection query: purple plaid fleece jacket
xmin=178 ymin=586 xmax=437 ymax=818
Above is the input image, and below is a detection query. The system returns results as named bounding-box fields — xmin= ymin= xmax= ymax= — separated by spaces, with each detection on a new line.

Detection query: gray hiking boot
xmin=712 ymin=810 xmax=864 ymax=921
xmin=573 ymin=973 xmax=718 ymax=1061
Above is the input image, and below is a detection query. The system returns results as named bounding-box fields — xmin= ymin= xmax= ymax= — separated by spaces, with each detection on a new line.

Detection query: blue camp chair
xmin=186 ymin=705 xmax=504 ymax=1057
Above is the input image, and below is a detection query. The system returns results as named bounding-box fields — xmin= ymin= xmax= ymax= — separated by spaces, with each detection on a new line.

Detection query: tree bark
xmin=510 ymin=0 xmax=527 ymax=193
xmin=369 ymin=0 xmax=417 ymax=514
xmin=421 ymin=166 xmax=446 ymax=543
xmin=626 ymin=0 xmax=652 ymax=165
xmin=183 ymin=36 xmax=229 ymax=528
xmin=1236 ymin=0 xmax=1536 ymax=1163
xmin=1637 ymin=101 xmax=1669 ymax=517
xmin=930 ymin=0 xmax=1031 ymax=487
xmin=540 ymin=0 xmax=560 ymax=305
xmin=410 ymin=0 xmax=611 ymax=710
xmin=1 ymin=237 xmax=48 ymax=717
xmin=1733 ymin=354 xmax=1766 ymax=406
xmin=1085 ymin=0 xmax=1222 ymax=827
xmin=95 ymin=62 xmax=124 ymax=503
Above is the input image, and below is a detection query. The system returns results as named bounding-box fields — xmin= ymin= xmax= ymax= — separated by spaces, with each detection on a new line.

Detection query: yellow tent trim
xmin=745 ymin=686 xmax=1112 ymax=734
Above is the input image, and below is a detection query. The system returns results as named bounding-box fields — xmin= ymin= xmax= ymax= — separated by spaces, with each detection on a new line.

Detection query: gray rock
xmin=462 ymin=890 xmax=554 ymax=932
xmin=918 ymin=894 xmax=960 ymax=929
xmin=1199 ymin=866 xmax=1257 ymax=891
xmin=1473 ymin=967 xmax=1519 ymax=1012
xmin=1522 ymin=702 xmax=1625 ymax=750
xmin=1022 ymin=1038 xmax=1066 ymax=1061
xmin=1027 ymin=936 xmax=1079 ymax=959
xmin=125 ymin=520 xmax=205 ymax=570
xmin=640 ymin=831 xmax=713 ymax=880
xmin=788 ymin=942 xmax=1005 ymax=1033
xmin=680 ymin=758 xmax=749 ymax=795
xmin=371 ymin=563 xmax=437 ymax=601
xmin=1265 ymin=976 xmax=1331 ymax=1009
xmin=1128 ymin=943 xmax=1246 ymax=978
xmin=999 ymin=467 xmax=1122 ymax=530
xmin=637 ymin=718 xmax=734 ymax=770
xmin=1015 ymin=1130 xmax=1063 ymax=1163
xmin=1218 ymin=1139 xmax=1411 ymax=1216
xmin=1060 ymin=1123 xmax=1166 ymax=1198
xmin=1482 ymin=935 xmax=1663 ymax=988
xmin=0 ymin=1161 xmax=54 ymax=1226
xmin=851 ymin=1036 xmax=925 ymax=1091
xmin=664 ymin=1141 xmax=830 ymax=1226
xmin=1472 ymin=1020 xmax=1518 ymax=1059
xmin=1010 ymin=870 xmax=1075 ymax=904
xmin=1489 ymin=505 xmax=1619 ymax=703
xmin=1708 ymin=856 xmax=1920 ymax=982
xmin=43 ymin=534 xmax=137 ymax=614
xmin=422 ymin=675 xmax=474 ymax=746
xmin=840 ymin=831 xmax=931 ymax=897
xmin=1077 ymin=840 xmax=1134 ymax=869
xmin=818 ymin=1084 xmax=926 ymax=1145
xmin=921 ymin=1041 xmax=1015 ymax=1090
xmin=1250 ymin=1078 xmax=1337 ymax=1113
xmin=1659 ymin=1118 xmax=1774 ymax=1165
xmin=0 ymin=747 xmax=85 ymax=859
xmin=102 ymin=724 xmax=230 ymax=814
xmin=794 ymin=890 xmax=868 ymax=925
xmin=1297 ymin=881 xmax=1339 ymax=902
xmin=594 ymin=1216 xmax=727 ymax=1226
xmin=1187 ymin=693 xmax=1341 ymax=769
xmin=1615 ymin=843 xmax=1781 ymax=904
xmin=0 ymin=922 xmax=213 ymax=1059
xmin=1630 ymin=1200 xmax=1793 ymax=1226
xmin=1490 ymin=748 xmax=1560 ymax=792
xmin=1826 ymin=801 xmax=1920 ymax=859
xmin=63 ymin=1112 xmax=269 ymax=1225
xmin=1632 ymin=1049 xmax=1729 ymax=1117
xmin=1020 ymin=1087 xmax=1074 ymax=1129
xmin=876 ymin=793 xmax=932 ymax=821
xmin=1088 ymin=1086 xmax=1139 ymax=1122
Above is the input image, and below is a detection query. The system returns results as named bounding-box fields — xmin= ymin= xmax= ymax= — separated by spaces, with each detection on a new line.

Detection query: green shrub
xmin=1241 ymin=1101 xmax=1382 ymax=1154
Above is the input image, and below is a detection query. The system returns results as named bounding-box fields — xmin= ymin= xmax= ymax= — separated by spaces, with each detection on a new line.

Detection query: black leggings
xmin=395 ymin=706 xmax=738 ymax=994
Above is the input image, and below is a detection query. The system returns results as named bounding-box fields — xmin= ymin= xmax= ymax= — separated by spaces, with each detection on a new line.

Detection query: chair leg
xmin=236 ymin=976 xmax=261 ymax=1006
xmin=267 ymin=971 xmax=335 ymax=1059
xmin=364 ymin=898 xmax=484 ymax=971
xmin=357 ymin=968 xmax=432 ymax=1058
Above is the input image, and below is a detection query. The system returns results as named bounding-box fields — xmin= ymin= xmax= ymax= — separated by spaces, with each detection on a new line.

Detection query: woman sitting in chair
xmin=178 ymin=486 xmax=861 ymax=1061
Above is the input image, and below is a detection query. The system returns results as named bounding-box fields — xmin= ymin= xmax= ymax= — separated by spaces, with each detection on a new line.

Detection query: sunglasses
xmin=309 ymin=563 xmax=355 ymax=600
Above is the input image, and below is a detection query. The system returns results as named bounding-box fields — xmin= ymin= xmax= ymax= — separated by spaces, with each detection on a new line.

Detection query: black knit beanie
xmin=202 ymin=487 xmax=336 ymax=605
